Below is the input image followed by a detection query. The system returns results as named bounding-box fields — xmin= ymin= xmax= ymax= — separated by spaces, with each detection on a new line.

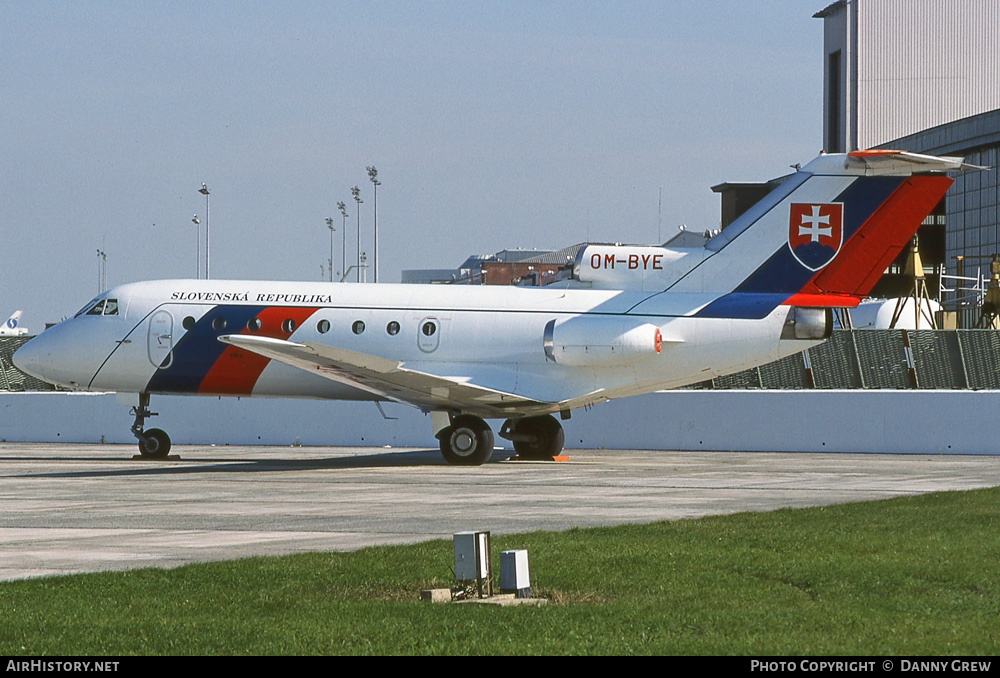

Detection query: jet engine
xmin=543 ymin=316 xmax=662 ymax=366
xmin=780 ymin=307 xmax=833 ymax=340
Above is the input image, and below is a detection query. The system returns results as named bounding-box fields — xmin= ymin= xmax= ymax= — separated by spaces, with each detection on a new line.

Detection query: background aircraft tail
xmin=1 ymin=310 xmax=26 ymax=336
xmin=683 ymin=151 xmax=969 ymax=318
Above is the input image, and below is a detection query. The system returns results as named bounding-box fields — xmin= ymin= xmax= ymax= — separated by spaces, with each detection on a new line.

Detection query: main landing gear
xmin=130 ymin=392 xmax=172 ymax=460
xmin=437 ymin=414 xmax=495 ymax=466
xmin=435 ymin=413 xmax=566 ymax=465
xmin=500 ymin=415 xmax=565 ymax=461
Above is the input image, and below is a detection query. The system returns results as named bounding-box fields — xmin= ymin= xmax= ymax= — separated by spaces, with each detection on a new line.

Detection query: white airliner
xmin=0 ymin=311 xmax=28 ymax=337
xmin=14 ymin=150 xmax=969 ymax=464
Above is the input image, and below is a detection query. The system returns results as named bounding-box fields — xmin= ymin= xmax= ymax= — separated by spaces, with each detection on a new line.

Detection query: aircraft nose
xmin=12 ymin=334 xmax=48 ymax=381
xmin=12 ymin=324 xmax=88 ymax=389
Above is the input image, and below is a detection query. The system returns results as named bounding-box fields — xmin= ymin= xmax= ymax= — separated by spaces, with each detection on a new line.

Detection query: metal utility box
xmin=500 ymin=549 xmax=531 ymax=598
xmin=453 ymin=531 xmax=490 ymax=582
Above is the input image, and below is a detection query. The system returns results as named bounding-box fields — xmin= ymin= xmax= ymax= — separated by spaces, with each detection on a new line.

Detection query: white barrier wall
xmin=1 ymin=390 xmax=996 ymax=455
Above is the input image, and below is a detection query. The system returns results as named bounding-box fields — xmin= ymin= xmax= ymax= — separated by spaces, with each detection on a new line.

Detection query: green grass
xmin=2 ymin=488 xmax=999 ymax=655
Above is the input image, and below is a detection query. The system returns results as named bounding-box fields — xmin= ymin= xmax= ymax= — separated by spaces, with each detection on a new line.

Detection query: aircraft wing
xmin=217 ymin=334 xmax=555 ymax=417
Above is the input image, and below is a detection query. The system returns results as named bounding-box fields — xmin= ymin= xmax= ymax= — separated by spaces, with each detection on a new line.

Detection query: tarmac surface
xmin=3 ymin=442 xmax=1000 ymax=581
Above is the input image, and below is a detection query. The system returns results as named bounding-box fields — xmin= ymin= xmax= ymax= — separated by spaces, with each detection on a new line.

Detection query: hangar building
xmin=816 ymin=0 xmax=1000 ymax=325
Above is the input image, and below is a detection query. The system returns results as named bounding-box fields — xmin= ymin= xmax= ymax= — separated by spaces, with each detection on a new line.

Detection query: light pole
xmin=337 ymin=201 xmax=348 ymax=281
xmin=199 ymin=183 xmax=211 ymax=279
xmin=325 ymin=217 xmax=336 ymax=282
xmin=367 ymin=165 xmax=380 ymax=283
xmin=96 ymin=249 xmax=107 ymax=293
xmin=351 ymin=186 xmax=363 ymax=283
xmin=191 ymin=215 xmax=201 ymax=279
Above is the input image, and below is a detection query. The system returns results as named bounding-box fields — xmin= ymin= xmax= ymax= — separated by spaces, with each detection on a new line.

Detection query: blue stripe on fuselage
xmin=145 ymin=305 xmax=266 ymax=394
xmin=693 ymin=293 xmax=788 ymax=320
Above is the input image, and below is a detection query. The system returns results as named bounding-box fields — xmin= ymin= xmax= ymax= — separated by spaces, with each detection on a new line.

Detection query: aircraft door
xmin=147 ymin=310 xmax=174 ymax=368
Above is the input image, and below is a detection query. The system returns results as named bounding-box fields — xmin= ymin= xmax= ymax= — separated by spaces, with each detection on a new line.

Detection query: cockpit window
xmin=77 ymin=298 xmax=119 ymax=317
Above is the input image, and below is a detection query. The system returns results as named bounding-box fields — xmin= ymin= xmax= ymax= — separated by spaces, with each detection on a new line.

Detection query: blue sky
xmin=1 ymin=1 xmax=825 ymax=325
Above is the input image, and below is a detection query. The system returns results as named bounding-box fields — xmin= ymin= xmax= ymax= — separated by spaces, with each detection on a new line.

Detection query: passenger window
xmin=247 ymin=318 xmax=262 ymax=332
xmin=352 ymin=320 xmax=366 ymax=335
xmin=422 ymin=321 xmax=437 ymax=336
xmin=212 ymin=317 xmax=227 ymax=331
xmin=317 ymin=319 xmax=331 ymax=334
xmin=183 ymin=316 xmax=196 ymax=330
xmin=386 ymin=321 xmax=400 ymax=336
xmin=282 ymin=319 xmax=296 ymax=333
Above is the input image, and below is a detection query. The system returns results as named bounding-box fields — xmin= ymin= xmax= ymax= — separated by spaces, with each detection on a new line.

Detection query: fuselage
xmin=13 ymin=278 xmax=813 ymax=412
xmin=8 ymin=150 xmax=966 ymax=464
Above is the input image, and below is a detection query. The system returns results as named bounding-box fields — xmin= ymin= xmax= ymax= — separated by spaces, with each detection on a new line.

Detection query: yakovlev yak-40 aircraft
xmin=14 ymin=150 xmax=973 ymax=464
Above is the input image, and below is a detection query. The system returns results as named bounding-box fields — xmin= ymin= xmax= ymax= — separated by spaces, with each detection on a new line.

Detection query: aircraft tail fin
xmin=2 ymin=311 xmax=24 ymax=335
xmin=680 ymin=150 xmax=973 ymax=318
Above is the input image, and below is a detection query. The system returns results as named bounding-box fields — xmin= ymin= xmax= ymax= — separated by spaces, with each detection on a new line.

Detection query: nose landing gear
xmin=130 ymin=393 xmax=172 ymax=459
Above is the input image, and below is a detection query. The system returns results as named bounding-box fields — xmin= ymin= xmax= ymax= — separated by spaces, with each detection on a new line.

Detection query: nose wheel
xmin=130 ymin=393 xmax=172 ymax=459
xmin=138 ymin=428 xmax=171 ymax=459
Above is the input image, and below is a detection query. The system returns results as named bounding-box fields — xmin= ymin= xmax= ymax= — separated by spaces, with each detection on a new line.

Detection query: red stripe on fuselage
xmin=800 ymin=174 xmax=952 ymax=298
xmin=198 ymin=306 xmax=320 ymax=395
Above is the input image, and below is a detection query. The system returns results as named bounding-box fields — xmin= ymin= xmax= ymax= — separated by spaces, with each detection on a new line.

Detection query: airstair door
xmin=147 ymin=310 xmax=174 ymax=368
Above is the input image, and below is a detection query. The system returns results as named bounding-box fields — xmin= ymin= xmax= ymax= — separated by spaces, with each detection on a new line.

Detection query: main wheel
xmin=438 ymin=415 xmax=494 ymax=466
xmin=138 ymin=428 xmax=171 ymax=459
xmin=511 ymin=415 xmax=564 ymax=460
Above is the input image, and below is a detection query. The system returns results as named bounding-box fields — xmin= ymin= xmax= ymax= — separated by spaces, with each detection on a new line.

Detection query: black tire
xmin=138 ymin=428 xmax=171 ymax=459
xmin=511 ymin=415 xmax=565 ymax=460
xmin=438 ymin=415 xmax=494 ymax=466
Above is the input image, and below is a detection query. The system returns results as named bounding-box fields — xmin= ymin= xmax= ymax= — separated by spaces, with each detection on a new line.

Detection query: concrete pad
xmin=2 ymin=442 xmax=1000 ymax=581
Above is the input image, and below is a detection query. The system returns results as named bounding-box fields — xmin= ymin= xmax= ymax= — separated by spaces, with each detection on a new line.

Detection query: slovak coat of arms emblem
xmin=788 ymin=202 xmax=844 ymax=271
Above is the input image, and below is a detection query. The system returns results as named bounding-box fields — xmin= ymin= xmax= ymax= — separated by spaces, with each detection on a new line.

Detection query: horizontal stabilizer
xmin=844 ymin=149 xmax=987 ymax=174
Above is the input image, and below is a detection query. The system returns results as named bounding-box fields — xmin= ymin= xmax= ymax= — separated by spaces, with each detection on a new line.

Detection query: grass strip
xmin=1 ymin=487 xmax=998 ymax=655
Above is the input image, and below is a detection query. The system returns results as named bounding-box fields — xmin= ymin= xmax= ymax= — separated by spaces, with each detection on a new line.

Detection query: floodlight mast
xmin=191 ymin=215 xmax=201 ymax=278
xmin=96 ymin=248 xmax=107 ymax=293
xmin=337 ymin=201 xmax=348 ymax=281
xmin=351 ymin=185 xmax=363 ymax=283
xmin=199 ymin=183 xmax=211 ymax=279
xmin=325 ymin=217 xmax=336 ymax=283
xmin=367 ymin=165 xmax=380 ymax=283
